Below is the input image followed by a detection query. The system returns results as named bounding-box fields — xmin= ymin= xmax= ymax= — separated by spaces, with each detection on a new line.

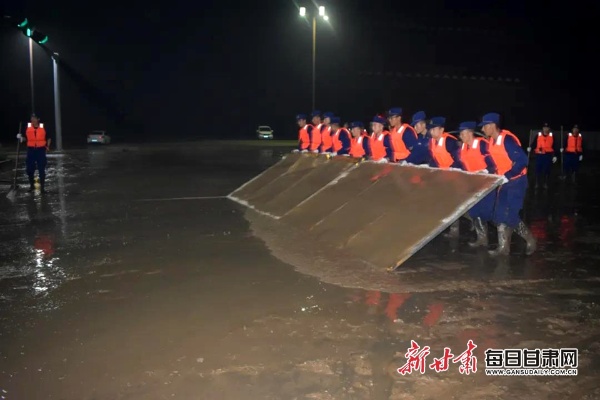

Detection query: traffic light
xmin=17 ymin=17 xmax=48 ymax=44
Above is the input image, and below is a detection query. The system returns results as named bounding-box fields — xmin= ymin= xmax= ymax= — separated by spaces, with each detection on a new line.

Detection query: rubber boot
xmin=443 ymin=220 xmax=460 ymax=239
xmin=468 ymin=217 xmax=488 ymax=248
xmin=40 ymin=176 xmax=46 ymax=193
xmin=488 ymin=224 xmax=512 ymax=256
xmin=28 ymin=176 xmax=35 ymax=192
xmin=515 ymin=220 xmax=537 ymax=256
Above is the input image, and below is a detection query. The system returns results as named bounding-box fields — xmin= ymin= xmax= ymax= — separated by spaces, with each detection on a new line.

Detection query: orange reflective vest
xmin=320 ymin=125 xmax=333 ymax=151
xmin=460 ymin=139 xmax=487 ymax=172
xmin=26 ymin=123 xmax=47 ymax=148
xmin=430 ymin=132 xmax=457 ymax=169
xmin=489 ymin=130 xmax=527 ymax=178
xmin=332 ymin=128 xmax=350 ymax=153
xmin=309 ymin=124 xmax=322 ymax=151
xmin=390 ymin=123 xmax=414 ymax=161
xmin=565 ymin=133 xmax=583 ymax=153
xmin=350 ymin=134 xmax=369 ymax=158
xmin=298 ymin=124 xmax=311 ymax=150
xmin=370 ymin=131 xmax=390 ymax=161
xmin=535 ymin=132 xmax=554 ymax=154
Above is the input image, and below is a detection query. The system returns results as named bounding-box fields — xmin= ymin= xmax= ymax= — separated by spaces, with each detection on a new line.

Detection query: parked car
xmin=87 ymin=130 xmax=111 ymax=144
xmin=256 ymin=126 xmax=274 ymax=140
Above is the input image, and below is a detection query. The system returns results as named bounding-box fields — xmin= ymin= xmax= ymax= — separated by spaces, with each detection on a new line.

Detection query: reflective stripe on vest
xmin=430 ymin=132 xmax=456 ymax=169
xmin=350 ymin=135 xmax=366 ymax=158
xmin=460 ymin=138 xmax=487 ymax=172
xmin=25 ymin=124 xmax=47 ymax=148
xmin=320 ymin=125 xmax=333 ymax=151
xmin=489 ymin=130 xmax=527 ymax=178
xmin=390 ymin=123 xmax=414 ymax=161
xmin=370 ymin=131 xmax=389 ymax=161
xmin=298 ymin=124 xmax=311 ymax=150
xmin=566 ymin=133 xmax=583 ymax=153
xmin=536 ymin=132 xmax=554 ymax=153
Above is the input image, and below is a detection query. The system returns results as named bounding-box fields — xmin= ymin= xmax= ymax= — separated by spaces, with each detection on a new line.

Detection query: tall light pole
xmin=29 ymin=38 xmax=35 ymax=114
xmin=299 ymin=5 xmax=329 ymax=111
xmin=52 ymin=53 xmax=63 ymax=151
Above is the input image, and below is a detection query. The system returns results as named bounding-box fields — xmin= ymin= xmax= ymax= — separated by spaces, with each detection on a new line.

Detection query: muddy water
xmin=0 ymin=143 xmax=599 ymax=399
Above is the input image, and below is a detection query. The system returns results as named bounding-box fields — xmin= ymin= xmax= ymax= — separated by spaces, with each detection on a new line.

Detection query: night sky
xmin=1 ymin=0 xmax=598 ymax=145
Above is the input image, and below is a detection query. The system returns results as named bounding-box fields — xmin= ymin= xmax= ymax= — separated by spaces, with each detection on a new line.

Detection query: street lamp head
xmin=299 ymin=7 xmax=306 ymax=16
xmin=323 ymin=15 xmax=329 ymax=21
xmin=319 ymin=6 xmax=325 ymax=16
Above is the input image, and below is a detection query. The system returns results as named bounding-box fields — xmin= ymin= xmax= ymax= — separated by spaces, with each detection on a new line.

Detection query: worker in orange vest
xmin=428 ymin=117 xmax=462 ymax=169
xmin=386 ymin=107 xmax=418 ymax=163
xmin=479 ymin=112 xmax=536 ymax=256
xmin=527 ymin=122 xmax=557 ymax=189
xmin=294 ymin=113 xmax=313 ymax=152
xmin=458 ymin=121 xmax=498 ymax=247
xmin=369 ymin=115 xmax=393 ymax=163
xmin=320 ymin=112 xmax=335 ymax=154
xmin=330 ymin=117 xmax=351 ymax=156
xmin=17 ymin=114 xmax=50 ymax=193
xmin=348 ymin=121 xmax=371 ymax=159
xmin=560 ymin=124 xmax=583 ymax=183
xmin=308 ymin=110 xmax=323 ymax=152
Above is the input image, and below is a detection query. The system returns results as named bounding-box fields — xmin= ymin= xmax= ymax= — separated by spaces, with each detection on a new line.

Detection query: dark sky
xmin=1 ymin=0 xmax=598 ymax=145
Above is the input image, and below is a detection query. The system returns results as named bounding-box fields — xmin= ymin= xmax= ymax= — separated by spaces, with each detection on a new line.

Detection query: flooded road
xmin=0 ymin=142 xmax=599 ymax=399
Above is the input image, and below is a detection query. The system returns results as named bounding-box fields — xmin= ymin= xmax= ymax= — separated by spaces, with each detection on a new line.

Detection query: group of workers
xmin=528 ymin=123 xmax=583 ymax=187
xmin=293 ymin=109 xmax=582 ymax=257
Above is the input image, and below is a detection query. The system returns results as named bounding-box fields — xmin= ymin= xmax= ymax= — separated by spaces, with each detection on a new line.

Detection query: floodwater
xmin=0 ymin=142 xmax=598 ymax=400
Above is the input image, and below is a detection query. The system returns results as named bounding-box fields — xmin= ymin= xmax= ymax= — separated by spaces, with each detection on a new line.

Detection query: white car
xmin=87 ymin=130 xmax=111 ymax=144
xmin=256 ymin=126 xmax=274 ymax=140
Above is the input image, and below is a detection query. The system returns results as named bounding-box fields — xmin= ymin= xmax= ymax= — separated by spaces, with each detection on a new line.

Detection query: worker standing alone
xmin=528 ymin=123 xmax=557 ymax=189
xmin=479 ymin=112 xmax=536 ymax=256
xmin=560 ymin=124 xmax=583 ymax=183
xmin=17 ymin=114 xmax=50 ymax=193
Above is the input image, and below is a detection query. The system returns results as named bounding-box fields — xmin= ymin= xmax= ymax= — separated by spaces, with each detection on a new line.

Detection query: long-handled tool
xmin=559 ymin=125 xmax=566 ymax=180
xmin=6 ymin=122 xmax=23 ymax=200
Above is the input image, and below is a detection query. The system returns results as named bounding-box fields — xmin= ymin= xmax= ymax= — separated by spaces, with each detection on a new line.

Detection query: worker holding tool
xmin=386 ymin=107 xmax=418 ymax=163
xmin=17 ymin=113 xmax=50 ymax=193
xmin=408 ymin=111 xmax=431 ymax=165
xmin=308 ymin=110 xmax=322 ymax=152
xmin=528 ymin=122 xmax=556 ymax=190
xmin=560 ymin=124 xmax=583 ymax=184
xmin=428 ymin=117 xmax=462 ymax=169
xmin=330 ymin=117 xmax=351 ymax=156
xmin=349 ymin=121 xmax=371 ymax=159
xmin=369 ymin=115 xmax=393 ymax=163
xmin=319 ymin=112 xmax=335 ymax=154
xmin=457 ymin=121 xmax=497 ymax=247
xmin=294 ymin=113 xmax=313 ymax=152
xmin=479 ymin=112 xmax=536 ymax=256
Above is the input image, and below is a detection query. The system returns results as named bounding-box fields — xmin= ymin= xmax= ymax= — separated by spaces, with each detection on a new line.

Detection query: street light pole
xmin=52 ymin=53 xmax=63 ymax=151
xmin=312 ymin=16 xmax=316 ymax=111
xmin=300 ymin=6 xmax=328 ymax=111
xmin=29 ymin=38 xmax=35 ymax=114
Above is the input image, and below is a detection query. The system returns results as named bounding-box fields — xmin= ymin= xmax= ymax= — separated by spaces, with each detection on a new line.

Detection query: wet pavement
xmin=0 ymin=142 xmax=599 ymax=399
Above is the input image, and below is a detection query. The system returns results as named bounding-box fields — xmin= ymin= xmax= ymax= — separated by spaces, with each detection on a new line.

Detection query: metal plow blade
xmin=231 ymin=155 xmax=502 ymax=270
xmin=228 ymin=153 xmax=359 ymax=218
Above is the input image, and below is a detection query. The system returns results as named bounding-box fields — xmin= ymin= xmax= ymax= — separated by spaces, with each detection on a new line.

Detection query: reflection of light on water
xmin=32 ymin=248 xmax=64 ymax=296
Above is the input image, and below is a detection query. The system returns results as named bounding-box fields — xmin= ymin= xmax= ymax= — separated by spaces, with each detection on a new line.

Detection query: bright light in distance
xmin=323 ymin=15 xmax=329 ymax=21
xmin=319 ymin=6 xmax=325 ymax=16
xmin=299 ymin=7 xmax=306 ymax=16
